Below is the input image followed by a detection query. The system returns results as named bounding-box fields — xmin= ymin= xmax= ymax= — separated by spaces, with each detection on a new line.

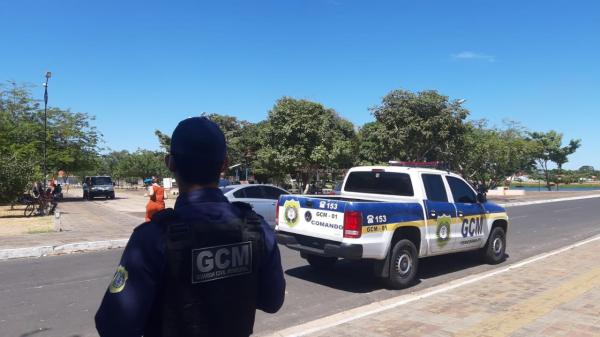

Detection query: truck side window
xmin=447 ymin=176 xmax=477 ymax=203
xmin=422 ymin=174 xmax=448 ymax=202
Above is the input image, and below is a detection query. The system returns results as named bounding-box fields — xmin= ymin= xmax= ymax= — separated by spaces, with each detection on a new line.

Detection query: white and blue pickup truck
xmin=275 ymin=164 xmax=509 ymax=289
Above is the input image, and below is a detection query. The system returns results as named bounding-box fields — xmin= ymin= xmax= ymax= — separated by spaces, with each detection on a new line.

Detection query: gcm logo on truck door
xmin=445 ymin=175 xmax=487 ymax=248
xmin=461 ymin=216 xmax=484 ymax=237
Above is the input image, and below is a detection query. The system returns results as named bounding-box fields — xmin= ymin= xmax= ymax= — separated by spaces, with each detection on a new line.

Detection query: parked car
xmin=276 ymin=163 xmax=508 ymax=289
xmin=83 ymin=176 xmax=115 ymax=200
xmin=329 ymin=181 xmax=343 ymax=195
xmin=221 ymin=184 xmax=290 ymax=227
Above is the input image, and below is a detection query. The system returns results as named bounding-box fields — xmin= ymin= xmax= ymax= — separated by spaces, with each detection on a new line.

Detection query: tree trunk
xmin=544 ymin=162 xmax=551 ymax=191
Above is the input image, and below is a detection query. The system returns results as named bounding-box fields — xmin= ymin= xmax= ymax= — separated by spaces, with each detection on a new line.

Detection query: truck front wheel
xmin=385 ymin=239 xmax=418 ymax=289
xmin=481 ymin=227 xmax=506 ymax=264
xmin=305 ymin=255 xmax=337 ymax=271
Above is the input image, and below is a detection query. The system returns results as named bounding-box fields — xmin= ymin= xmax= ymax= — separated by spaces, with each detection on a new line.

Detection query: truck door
xmin=421 ymin=174 xmax=457 ymax=254
xmin=445 ymin=176 xmax=486 ymax=250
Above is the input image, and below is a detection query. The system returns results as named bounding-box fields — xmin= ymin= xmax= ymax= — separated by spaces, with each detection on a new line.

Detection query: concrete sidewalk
xmin=272 ymin=236 xmax=600 ymax=337
xmin=0 ymin=188 xmax=175 ymax=259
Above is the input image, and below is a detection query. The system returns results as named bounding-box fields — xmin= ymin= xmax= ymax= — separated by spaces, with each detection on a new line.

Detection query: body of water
xmin=511 ymin=185 xmax=600 ymax=191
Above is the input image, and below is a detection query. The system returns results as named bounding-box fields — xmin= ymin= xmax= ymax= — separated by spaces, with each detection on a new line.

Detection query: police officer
xmin=95 ymin=117 xmax=286 ymax=337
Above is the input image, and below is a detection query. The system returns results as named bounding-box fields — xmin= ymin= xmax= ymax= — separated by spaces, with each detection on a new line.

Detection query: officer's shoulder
xmin=133 ymin=208 xmax=177 ymax=234
xmin=230 ymin=202 xmax=264 ymax=220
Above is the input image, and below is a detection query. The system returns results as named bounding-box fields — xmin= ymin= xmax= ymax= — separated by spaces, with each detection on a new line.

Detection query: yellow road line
xmin=454 ymin=266 xmax=600 ymax=337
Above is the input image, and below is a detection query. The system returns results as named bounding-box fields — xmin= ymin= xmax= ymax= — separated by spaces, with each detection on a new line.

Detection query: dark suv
xmin=83 ymin=176 xmax=115 ymax=200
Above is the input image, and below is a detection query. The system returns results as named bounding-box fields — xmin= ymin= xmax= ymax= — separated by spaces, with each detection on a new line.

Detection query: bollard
xmin=54 ymin=210 xmax=62 ymax=232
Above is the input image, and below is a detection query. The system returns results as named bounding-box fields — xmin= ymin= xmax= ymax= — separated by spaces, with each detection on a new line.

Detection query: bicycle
xmin=24 ymin=194 xmax=52 ymax=217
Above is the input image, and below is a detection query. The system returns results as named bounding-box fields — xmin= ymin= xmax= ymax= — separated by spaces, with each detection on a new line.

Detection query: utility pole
xmin=43 ymin=71 xmax=52 ymax=187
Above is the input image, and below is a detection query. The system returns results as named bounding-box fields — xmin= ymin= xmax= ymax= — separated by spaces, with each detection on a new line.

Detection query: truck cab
xmin=276 ymin=163 xmax=509 ymax=289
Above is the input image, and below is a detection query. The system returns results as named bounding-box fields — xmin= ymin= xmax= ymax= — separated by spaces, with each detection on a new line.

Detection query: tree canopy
xmin=457 ymin=120 xmax=537 ymax=189
xmin=2 ymin=79 xmax=584 ymax=203
xmin=529 ymin=130 xmax=581 ymax=190
xmin=256 ymin=97 xmax=356 ymax=188
xmin=0 ymin=82 xmax=102 ymax=201
xmin=370 ymin=90 xmax=470 ymax=163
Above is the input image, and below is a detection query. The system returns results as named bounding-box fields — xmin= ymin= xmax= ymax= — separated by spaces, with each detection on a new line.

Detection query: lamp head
xmin=45 ymin=72 xmax=52 ymax=79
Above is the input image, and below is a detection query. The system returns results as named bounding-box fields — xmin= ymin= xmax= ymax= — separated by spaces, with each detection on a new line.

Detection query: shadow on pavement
xmin=418 ymin=251 xmax=486 ymax=279
xmin=57 ymin=196 xmax=127 ymax=203
xmin=285 ymin=259 xmax=384 ymax=293
xmin=285 ymin=251 xmax=509 ymax=293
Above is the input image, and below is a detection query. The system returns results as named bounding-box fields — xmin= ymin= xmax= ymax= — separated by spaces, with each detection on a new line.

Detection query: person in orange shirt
xmin=145 ymin=177 xmax=165 ymax=221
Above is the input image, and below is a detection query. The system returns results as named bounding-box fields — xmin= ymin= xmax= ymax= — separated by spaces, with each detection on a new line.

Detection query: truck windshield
xmin=344 ymin=171 xmax=414 ymax=196
xmin=91 ymin=177 xmax=112 ymax=185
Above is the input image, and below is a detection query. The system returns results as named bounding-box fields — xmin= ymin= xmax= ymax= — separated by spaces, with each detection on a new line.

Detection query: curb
xmin=265 ymin=233 xmax=600 ymax=337
xmin=499 ymin=193 xmax=600 ymax=207
xmin=0 ymin=238 xmax=129 ymax=261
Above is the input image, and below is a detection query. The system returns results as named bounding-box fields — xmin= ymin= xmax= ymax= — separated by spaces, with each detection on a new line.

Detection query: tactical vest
xmin=153 ymin=202 xmax=265 ymax=337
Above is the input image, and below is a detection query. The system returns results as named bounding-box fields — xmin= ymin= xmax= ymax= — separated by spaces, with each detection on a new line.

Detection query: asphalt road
xmin=1 ymin=198 xmax=599 ymax=337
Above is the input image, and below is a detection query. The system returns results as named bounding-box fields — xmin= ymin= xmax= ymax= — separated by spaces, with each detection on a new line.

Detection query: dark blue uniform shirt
xmin=95 ymin=188 xmax=286 ymax=337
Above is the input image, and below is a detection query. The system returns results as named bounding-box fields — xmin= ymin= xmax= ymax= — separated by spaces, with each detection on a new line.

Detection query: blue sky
xmin=1 ymin=0 xmax=598 ymax=169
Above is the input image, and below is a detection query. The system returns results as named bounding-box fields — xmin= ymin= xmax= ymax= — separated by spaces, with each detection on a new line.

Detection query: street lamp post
xmin=43 ymin=71 xmax=51 ymax=187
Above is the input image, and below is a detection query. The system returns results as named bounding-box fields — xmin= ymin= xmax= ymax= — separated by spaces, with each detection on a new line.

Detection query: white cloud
xmin=452 ymin=51 xmax=495 ymax=62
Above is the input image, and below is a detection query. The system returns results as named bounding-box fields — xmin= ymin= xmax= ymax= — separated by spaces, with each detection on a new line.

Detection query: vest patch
xmin=191 ymin=242 xmax=252 ymax=283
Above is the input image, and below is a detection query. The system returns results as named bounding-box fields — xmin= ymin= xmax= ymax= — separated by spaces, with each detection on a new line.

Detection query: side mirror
xmin=477 ymin=192 xmax=487 ymax=203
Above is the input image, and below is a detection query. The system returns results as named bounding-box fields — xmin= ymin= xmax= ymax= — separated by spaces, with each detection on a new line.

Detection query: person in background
xmin=145 ymin=177 xmax=165 ymax=221
xmin=218 ymin=172 xmax=230 ymax=188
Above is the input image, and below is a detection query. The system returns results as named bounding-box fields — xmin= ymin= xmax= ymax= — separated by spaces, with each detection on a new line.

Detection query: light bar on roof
xmin=388 ymin=161 xmax=447 ymax=169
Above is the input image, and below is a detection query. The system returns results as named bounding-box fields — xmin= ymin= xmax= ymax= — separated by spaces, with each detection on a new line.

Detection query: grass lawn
xmin=0 ymin=205 xmax=54 ymax=236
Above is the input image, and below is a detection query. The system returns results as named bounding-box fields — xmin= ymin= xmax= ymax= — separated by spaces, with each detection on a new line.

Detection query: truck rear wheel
xmin=385 ymin=239 xmax=418 ymax=289
xmin=306 ymin=255 xmax=337 ymax=271
xmin=481 ymin=227 xmax=506 ymax=264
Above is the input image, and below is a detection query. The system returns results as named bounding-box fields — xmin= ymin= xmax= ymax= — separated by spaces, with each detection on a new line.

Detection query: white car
xmin=221 ymin=184 xmax=290 ymax=227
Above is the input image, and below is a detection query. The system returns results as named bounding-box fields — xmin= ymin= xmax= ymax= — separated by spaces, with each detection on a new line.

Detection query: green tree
xmin=0 ymin=82 xmax=101 ymax=200
xmin=370 ymin=89 xmax=469 ymax=163
xmin=154 ymin=130 xmax=171 ymax=153
xmin=458 ymin=120 xmax=536 ymax=190
xmin=97 ymin=150 xmax=131 ymax=179
xmin=154 ymin=114 xmax=255 ymax=170
xmin=257 ymin=97 xmax=356 ymax=190
xmin=0 ymin=153 xmax=36 ymax=204
xmin=529 ymin=131 xmax=581 ymax=190
xmin=117 ymin=150 xmax=169 ymax=180
xmin=357 ymin=122 xmax=389 ymax=165
xmin=46 ymin=108 xmax=102 ymax=177
xmin=204 ymin=113 xmax=253 ymax=168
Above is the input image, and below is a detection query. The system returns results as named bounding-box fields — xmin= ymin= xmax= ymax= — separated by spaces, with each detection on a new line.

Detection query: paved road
xmin=1 ymin=198 xmax=599 ymax=337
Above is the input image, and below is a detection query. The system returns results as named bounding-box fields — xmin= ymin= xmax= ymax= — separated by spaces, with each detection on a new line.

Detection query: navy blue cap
xmin=170 ymin=117 xmax=226 ymax=184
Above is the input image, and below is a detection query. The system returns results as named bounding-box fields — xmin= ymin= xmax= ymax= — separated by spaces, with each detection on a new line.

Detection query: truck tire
xmin=306 ymin=255 xmax=337 ymax=271
xmin=481 ymin=226 xmax=506 ymax=264
xmin=385 ymin=239 xmax=418 ymax=289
